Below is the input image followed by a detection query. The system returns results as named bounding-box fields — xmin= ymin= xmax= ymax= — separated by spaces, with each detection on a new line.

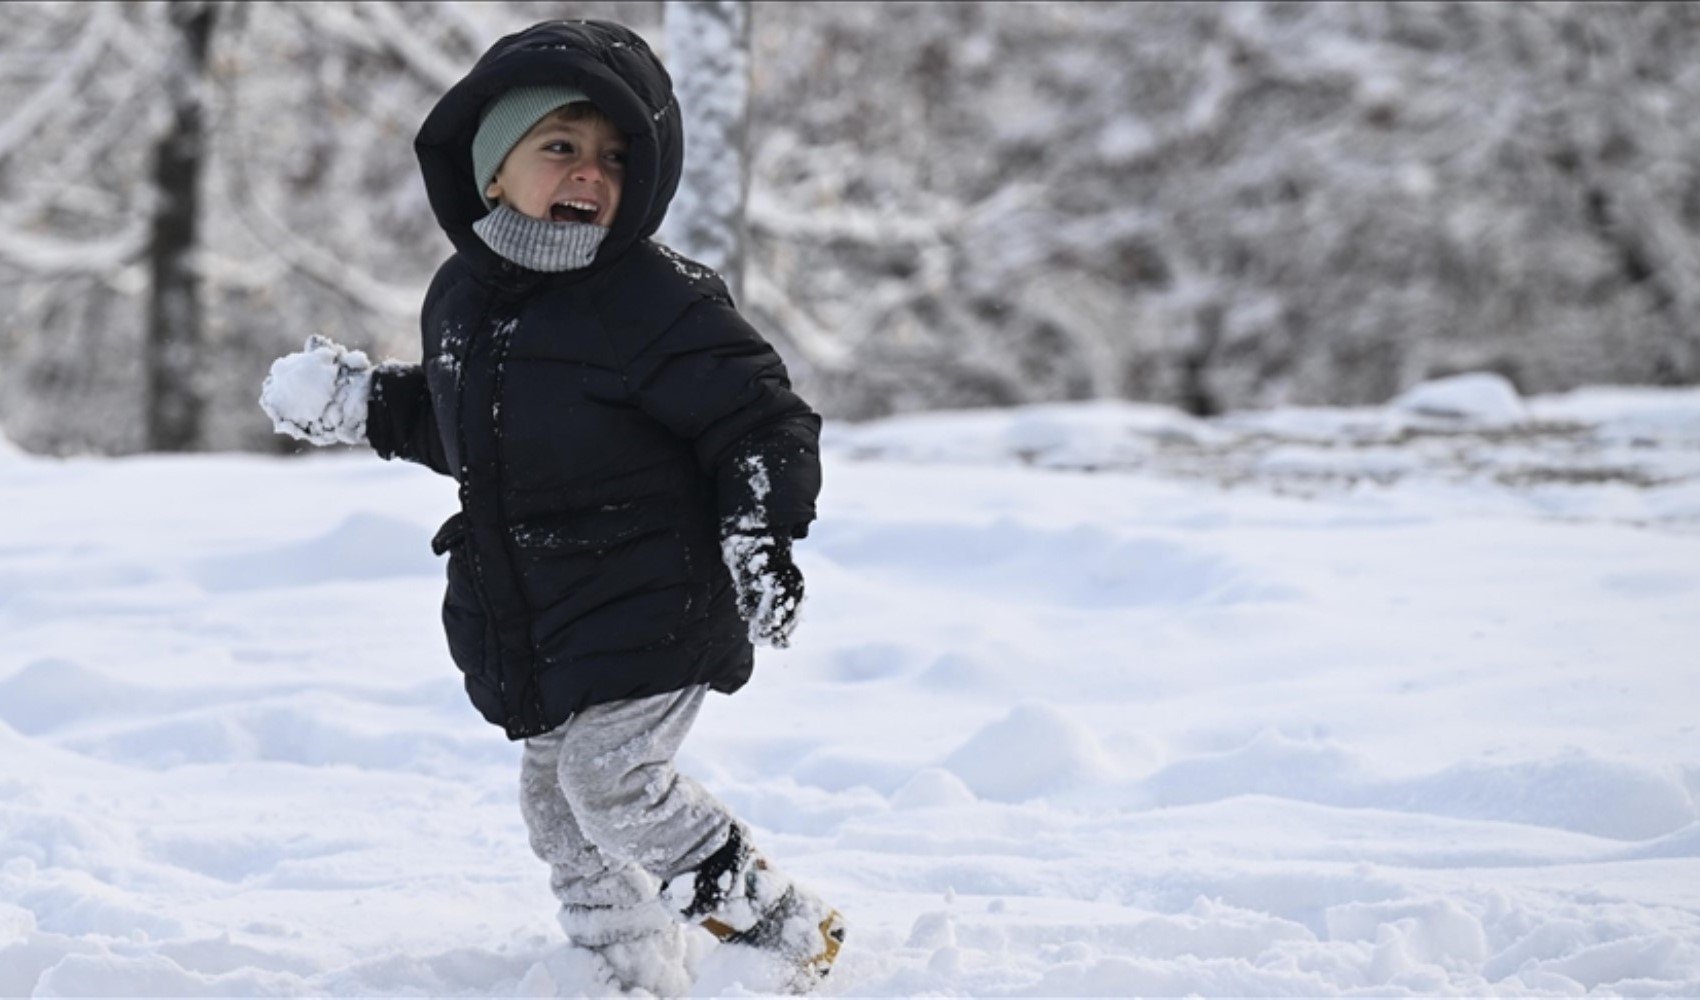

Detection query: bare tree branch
xmin=746 ymin=267 xmax=849 ymax=371
xmin=353 ymin=1 xmax=466 ymax=92
xmin=0 ymin=221 xmax=148 ymax=275
xmin=0 ymin=4 xmax=116 ymax=160
xmin=748 ymin=188 xmax=956 ymax=247
xmin=437 ymin=1 xmax=505 ymax=51
xmin=219 ymin=140 xmax=424 ymax=321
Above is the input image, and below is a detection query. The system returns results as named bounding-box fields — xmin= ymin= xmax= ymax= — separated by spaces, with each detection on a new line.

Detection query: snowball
xmin=259 ymin=336 xmax=372 ymax=447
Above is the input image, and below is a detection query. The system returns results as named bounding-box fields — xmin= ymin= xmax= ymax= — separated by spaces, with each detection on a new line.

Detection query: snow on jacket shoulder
xmin=363 ymin=20 xmax=821 ymax=739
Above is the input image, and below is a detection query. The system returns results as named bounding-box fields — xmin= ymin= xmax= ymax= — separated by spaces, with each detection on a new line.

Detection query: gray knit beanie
xmin=473 ymin=85 xmax=589 ymax=208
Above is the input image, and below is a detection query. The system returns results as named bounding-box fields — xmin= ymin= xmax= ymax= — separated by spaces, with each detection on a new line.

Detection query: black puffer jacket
xmin=366 ymin=21 xmax=821 ymax=740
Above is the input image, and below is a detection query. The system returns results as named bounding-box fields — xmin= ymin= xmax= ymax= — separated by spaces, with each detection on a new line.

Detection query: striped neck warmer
xmin=472 ymin=203 xmax=609 ymax=272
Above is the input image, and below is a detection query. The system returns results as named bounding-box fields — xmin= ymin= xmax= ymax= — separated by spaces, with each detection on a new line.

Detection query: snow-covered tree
xmin=4 ymin=1 xmax=1700 ymax=455
xmin=146 ymin=1 xmax=217 ymax=452
xmin=659 ymin=0 xmax=751 ymax=303
xmin=741 ymin=2 xmax=1700 ymax=417
xmin=0 ymin=0 xmax=660 ymax=455
xmin=0 ymin=3 xmax=162 ymax=453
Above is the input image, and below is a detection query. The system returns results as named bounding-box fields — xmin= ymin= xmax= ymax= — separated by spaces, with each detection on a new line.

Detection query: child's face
xmin=486 ymin=109 xmax=626 ymax=227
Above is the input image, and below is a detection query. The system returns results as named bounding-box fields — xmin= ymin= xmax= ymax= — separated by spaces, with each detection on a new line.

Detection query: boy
xmin=258 ymin=19 xmax=841 ymax=997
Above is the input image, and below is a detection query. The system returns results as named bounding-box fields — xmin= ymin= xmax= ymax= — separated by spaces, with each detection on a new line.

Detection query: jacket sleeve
xmin=365 ymin=261 xmax=456 ymax=477
xmin=366 ymin=363 xmax=451 ymax=476
xmin=626 ymin=298 xmax=822 ymax=538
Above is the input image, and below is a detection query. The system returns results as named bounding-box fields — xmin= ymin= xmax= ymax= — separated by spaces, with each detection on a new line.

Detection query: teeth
xmin=556 ymin=200 xmax=597 ymax=212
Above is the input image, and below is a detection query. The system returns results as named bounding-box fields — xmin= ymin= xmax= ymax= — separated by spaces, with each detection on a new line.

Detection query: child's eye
xmin=606 ymin=150 xmax=628 ymax=167
xmin=544 ymin=141 xmax=575 ymax=155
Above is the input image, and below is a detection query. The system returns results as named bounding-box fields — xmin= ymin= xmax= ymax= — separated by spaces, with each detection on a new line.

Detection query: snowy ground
xmin=3 ymin=376 xmax=1700 ymax=996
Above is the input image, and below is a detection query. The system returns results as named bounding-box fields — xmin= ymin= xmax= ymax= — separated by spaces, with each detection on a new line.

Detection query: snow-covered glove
xmin=721 ymin=530 xmax=805 ymax=648
xmin=259 ymin=335 xmax=373 ymax=446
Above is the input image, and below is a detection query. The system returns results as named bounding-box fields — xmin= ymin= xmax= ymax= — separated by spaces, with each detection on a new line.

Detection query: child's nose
xmin=571 ymin=158 xmax=604 ymax=184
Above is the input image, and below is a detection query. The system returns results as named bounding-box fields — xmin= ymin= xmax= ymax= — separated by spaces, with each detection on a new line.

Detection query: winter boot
xmin=557 ymin=896 xmax=693 ymax=998
xmin=660 ymin=825 xmax=845 ymax=993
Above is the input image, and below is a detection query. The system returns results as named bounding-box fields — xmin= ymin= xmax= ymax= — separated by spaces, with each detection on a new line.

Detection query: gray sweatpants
xmin=519 ymin=684 xmax=734 ymax=927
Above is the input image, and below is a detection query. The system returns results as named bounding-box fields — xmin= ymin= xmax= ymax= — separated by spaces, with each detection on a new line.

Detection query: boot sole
xmin=814 ymin=908 xmax=846 ymax=975
xmin=700 ymin=907 xmax=846 ymax=992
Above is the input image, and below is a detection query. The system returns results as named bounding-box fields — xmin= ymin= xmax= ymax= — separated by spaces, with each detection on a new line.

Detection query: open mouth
xmin=550 ymin=200 xmax=600 ymax=224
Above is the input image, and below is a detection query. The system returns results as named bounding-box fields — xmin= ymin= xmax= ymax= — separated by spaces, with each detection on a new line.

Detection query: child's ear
xmin=485 ymin=180 xmax=503 ymax=202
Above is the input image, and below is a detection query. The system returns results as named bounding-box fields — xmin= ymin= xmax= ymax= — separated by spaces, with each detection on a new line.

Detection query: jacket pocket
xmin=431 ymin=510 xmax=469 ymax=556
xmin=433 ymin=512 xmax=504 ymax=726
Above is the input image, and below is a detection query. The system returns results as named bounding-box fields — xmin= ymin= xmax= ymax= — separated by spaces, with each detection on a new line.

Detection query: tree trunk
xmin=145 ymin=1 xmax=215 ymax=452
xmin=661 ymin=0 xmax=751 ymax=303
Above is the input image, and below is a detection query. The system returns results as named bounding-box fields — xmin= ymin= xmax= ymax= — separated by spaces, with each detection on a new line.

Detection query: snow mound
xmin=32 ymin=952 xmax=298 ymax=997
xmin=942 ymin=703 xmax=1117 ymax=802
xmin=1143 ymin=730 xmax=1363 ymax=808
xmin=825 ymin=399 xmax=1210 ymax=468
xmin=1478 ymin=912 xmax=1700 ymax=991
xmin=1325 ymin=897 xmax=1489 ymax=965
xmin=824 ymin=385 xmax=1700 ymax=530
xmin=0 ymin=659 xmax=159 ymax=736
xmin=1620 ymin=821 xmax=1700 ymax=861
xmin=59 ymin=696 xmax=505 ymax=776
xmin=789 ymin=747 xmax=913 ymax=795
xmin=890 ymin=767 xmax=978 ymax=809
xmin=818 ymin=520 xmax=1297 ymax=609
xmin=0 ymin=899 xmax=34 ymax=940
xmin=6 ymin=862 xmax=189 ymax=941
xmin=828 ymin=642 xmax=915 ymax=683
xmin=1529 ymin=385 xmax=1700 ymax=442
xmin=190 ymin=511 xmax=436 ymax=591
xmin=0 ymin=427 xmax=25 ymax=461
xmin=1143 ymin=732 xmax=1697 ymax=840
xmin=1395 ymin=752 xmax=1697 ymax=841
xmin=1391 ymin=372 xmax=1526 ymax=423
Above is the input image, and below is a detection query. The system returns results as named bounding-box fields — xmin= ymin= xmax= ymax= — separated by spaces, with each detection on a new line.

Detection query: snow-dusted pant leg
xmin=520 ymin=730 xmax=655 ymax=921
xmin=551 ymin=684 xmax=734 ymax=882
xmin=533 ymin=687 xmax=845 ymax=988
xmin=520 ymin=724 xmax=693 ymax=997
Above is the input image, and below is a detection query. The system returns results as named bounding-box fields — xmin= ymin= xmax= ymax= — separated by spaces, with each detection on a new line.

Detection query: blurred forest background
xmin=2 ymin=0 xmax=1699 ymax=455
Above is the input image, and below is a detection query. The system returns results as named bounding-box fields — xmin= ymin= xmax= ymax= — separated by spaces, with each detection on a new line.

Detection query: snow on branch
xmin=0 ymin=220 xmax=147 ymax=276
xmin=286 ymin=2 xmax=461 ymax=93
xmin=219 ymin=145 xmax=422 ymax=320
xmin=39 ymin=85 xmax=167 ymax=206
xmin=746 ymin=267 xmax=850 ymax=371
xmin=747 ymin=189 xmax=958 ymax=247
xmin=230 ymin=202 xmax=421 ymax=320
xmin=436 ymin=1 xmax=506 ymax=52
xmin=352 ymin=1 xmax=467 ymax=93
xmin=0 ymin=4 xmax=116 ymax=159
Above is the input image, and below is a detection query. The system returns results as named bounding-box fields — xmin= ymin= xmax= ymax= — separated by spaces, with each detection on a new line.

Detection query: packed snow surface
xmin=3 ymin=380 xmax=1699 ymax=996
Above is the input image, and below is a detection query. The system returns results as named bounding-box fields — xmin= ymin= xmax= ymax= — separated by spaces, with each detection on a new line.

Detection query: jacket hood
xmin=415 ymin=20 xmax=682 ymax=278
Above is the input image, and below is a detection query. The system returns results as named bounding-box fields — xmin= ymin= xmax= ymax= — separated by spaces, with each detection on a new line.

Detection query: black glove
xmin=721 ymin=530 xmax=805 ymax=648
